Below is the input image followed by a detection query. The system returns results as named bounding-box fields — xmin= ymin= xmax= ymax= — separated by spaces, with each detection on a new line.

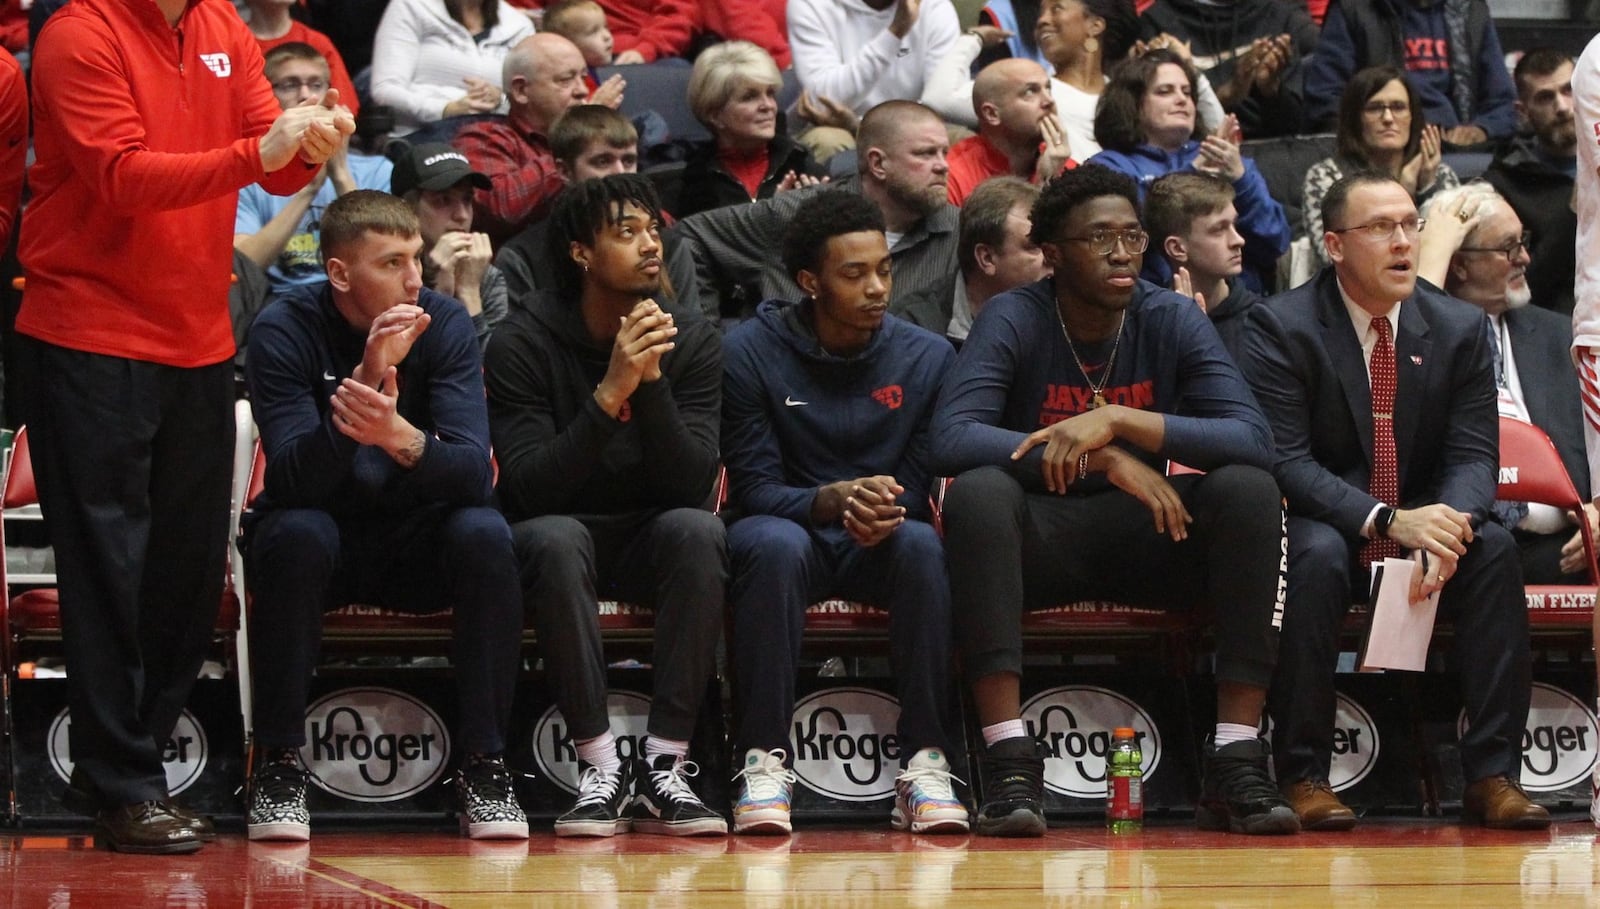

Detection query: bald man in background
xmin=455 ymin=31 xmax=626 ymax=246
xmin=945 ymin=58 xmax=1072 ymax=206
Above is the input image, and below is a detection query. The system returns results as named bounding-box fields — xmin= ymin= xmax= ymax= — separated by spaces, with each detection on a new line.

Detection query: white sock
xmin=644 ymin=736 xmax=689 ymax=764
xmin=575 ymin=731 xmax=621 ymax=775
xmin=1213 ymin=722 xmax=1258 ymax=747
xmin=982 ymin=719 xmax=1029 ymax=747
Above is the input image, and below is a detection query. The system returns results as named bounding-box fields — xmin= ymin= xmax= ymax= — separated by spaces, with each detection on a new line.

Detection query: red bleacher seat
xmin=1496 ymin=416 xmax=1598 ymax=630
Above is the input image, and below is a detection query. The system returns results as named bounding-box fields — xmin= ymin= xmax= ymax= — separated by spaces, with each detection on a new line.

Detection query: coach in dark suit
xmin=1421 ymin=183 xmax=1596 ymax=583
xmin=1243 ymin=172 xmax=1548 ymax=832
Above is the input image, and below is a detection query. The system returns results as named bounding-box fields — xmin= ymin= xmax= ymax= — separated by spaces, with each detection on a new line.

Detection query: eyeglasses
xmin=1058 ymin=228 xmax=1149 ymax=256
xmin=1362 ymin=101 xmax=1410 ymax=117
xmin=271 ymin=78 xmax=328 ymax=94
xmin=1459 ymin=231 xmax=1532 ymax=261
xmin=1331 ymin=217 xmax=1425 ymax=240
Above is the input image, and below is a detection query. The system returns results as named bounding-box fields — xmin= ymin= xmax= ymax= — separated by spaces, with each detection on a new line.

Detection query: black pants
xmin=727 ymin=516 xmax=953 ymax=760
xmin=942 ymin=464 xmax=1283 ymax=689
xmin=23 ymin=337 xmax=233 ymax=805
xmin=512 ymin=508 xmax=726 ymax=742
xmin=1270 ymin=516 xmax=1530 ymax=785
xmin=243 ymin=504 xmax=524 ymax=753
xmin=1514 ymin=528 xmax=1586 ymax=585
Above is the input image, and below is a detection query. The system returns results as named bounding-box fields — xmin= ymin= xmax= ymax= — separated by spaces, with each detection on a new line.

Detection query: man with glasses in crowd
xmin=1242 ymin=172 xmax=1547 ymax=832
xmin=932 ymin=164 xmax=1296 ymax=838
xmin=1420 ymin=183 xmax=1594 ymax=584
xmin=236 ymin=42 xmax=395 ymax=299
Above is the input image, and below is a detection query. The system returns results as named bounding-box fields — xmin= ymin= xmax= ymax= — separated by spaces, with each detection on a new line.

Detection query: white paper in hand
xmin=1359 ymin=557 xmax=1441 ymax=672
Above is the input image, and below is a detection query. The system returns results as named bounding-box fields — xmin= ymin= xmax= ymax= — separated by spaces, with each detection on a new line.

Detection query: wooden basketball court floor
xmin=6 ymin=818 xmax=1600 ymax=906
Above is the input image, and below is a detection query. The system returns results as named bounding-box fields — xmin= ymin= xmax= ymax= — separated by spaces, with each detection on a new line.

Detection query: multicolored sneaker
xmin=630 ymin=755 xmax=728 ymax=836
xmin=247 ymin=749 xmax=311 ymax=842
xmin=455 ymin=755 xmax=529 ymax=840
xmin=892 ymin=748 xmax=971 ymax=834
xmin=732 ymin=748 xmax=797 ymax=835
xmin=555 ymin=761 xmax=633 ymax=838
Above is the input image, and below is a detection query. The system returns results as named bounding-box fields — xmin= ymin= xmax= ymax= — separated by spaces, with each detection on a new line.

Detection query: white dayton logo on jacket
xmin=199 ymin=53 xmax=232 ymax=78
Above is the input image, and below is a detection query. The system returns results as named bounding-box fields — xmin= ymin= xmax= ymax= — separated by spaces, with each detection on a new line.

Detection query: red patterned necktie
xmin=1362 ymin=315 xmax=1402 ymax=565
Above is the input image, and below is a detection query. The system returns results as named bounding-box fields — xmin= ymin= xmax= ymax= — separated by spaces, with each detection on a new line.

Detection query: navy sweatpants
xmin=727 ymin=515 xmax=955 ymax=762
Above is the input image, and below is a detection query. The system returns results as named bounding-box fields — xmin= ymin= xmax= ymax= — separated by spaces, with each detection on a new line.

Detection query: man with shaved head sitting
xmin=455 ymin=31 xmax=627 ymax=246
xmin=677 ymin=99 xmax=957 ymax=323
xmin=945 ymin=59 xmax=1074 ymax=206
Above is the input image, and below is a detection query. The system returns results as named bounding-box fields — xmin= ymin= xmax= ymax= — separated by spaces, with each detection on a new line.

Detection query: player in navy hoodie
xmin=720 ymin=191 xmax=968 ymax=837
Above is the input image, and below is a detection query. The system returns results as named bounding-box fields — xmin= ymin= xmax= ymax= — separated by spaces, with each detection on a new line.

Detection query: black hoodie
xmin=483 ymin=290 xmax=722 ymax=521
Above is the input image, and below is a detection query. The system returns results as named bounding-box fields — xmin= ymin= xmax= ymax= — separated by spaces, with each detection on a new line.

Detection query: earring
xmin=1083 ymin=35 xmax=1099 ymax=55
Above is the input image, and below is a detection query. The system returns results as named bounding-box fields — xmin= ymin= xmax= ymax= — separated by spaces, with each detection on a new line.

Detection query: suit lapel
xmin=1504 ymin=310 xmax=1546 ymax=427
xmin=1316 ymin=278 xmax=1375 ymax=468
xmin=1393 ymin=297 xmax=1432 ymax=491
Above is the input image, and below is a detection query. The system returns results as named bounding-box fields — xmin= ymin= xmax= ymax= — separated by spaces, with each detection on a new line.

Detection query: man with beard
xmin=1421 ymin=183 xmax=1594 ymax=583
xmin=944 ymin=59 xmax=1072 ymax=206
xmin=720 ymin=190 xmax=966 ymax=836
xmin=484 ymin=174 xmax=727 ymax=839
xmin=1485 ymin=49 xmax=1577 ymax=315
xmin=932 ymin=164 xmax=1295 ymax=838
xmin=676 ymin=100 xmax=958 ymax=323
xmin=1243 ymin=172 xmax=1546 ymax=832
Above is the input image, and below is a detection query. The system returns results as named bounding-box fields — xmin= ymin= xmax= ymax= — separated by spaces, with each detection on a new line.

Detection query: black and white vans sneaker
xmin=247 ymin=749 xmax=311 ymax=842
xmin=629 ymin=755 xmax=728 ymax=837
xmin=555 ymin=761 xmax=633 ymax=838
xmin=455 ymin=756 xmax=529 ymax=840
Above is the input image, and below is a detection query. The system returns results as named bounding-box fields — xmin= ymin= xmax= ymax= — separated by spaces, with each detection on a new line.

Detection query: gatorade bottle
xmin=1106 ymin=726 xmax=1143 ymax=833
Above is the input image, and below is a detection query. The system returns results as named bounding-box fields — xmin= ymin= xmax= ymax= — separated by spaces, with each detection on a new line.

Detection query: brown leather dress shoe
xmin=95 ymin=801 xmax=204 ymax=854
xmin=1282 ymin=779 xmax=1357 ymax=830
xmin=163 ymin=799 xmax=218 ymax=842
xmin=1462 ymin=777 xmax=1551 ymax=830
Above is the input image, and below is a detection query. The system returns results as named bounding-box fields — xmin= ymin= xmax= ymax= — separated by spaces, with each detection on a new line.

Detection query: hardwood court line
xmin=303 ymin=857 xmax=454 ymax=908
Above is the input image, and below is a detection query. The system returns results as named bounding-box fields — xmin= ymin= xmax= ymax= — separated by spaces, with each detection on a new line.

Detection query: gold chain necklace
xmin=1055 ymin=304 xmax=1125 ymax=409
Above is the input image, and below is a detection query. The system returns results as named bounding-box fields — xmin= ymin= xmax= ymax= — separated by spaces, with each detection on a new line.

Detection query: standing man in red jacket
xmin=19 ymin=0 xmax=351 ymax=854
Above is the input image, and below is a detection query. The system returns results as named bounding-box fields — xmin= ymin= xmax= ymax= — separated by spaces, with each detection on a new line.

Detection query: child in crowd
xmin=543 ymin=0 xmax=616 ymax=87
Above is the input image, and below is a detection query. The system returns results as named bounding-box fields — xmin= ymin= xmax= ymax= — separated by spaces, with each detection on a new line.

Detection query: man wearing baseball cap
xmin=394 ymin=143 xmax=508 ymax=350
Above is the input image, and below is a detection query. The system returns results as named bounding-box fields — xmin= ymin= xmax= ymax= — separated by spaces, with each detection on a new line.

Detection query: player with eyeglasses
xmin=932 ymin=164 xmax=1294 ymax=837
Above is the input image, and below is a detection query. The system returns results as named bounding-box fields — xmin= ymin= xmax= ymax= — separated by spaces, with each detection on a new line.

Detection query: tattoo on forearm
xmin=394 ymin=430 xmax=426 ymax=469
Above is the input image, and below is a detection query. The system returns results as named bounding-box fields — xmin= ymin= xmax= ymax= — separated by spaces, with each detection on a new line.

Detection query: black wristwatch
xmin=1374 ymin=505 xmax=1396 ymax=537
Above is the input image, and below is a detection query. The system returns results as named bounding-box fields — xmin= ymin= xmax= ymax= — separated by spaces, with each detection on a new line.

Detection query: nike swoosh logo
xmin=784 ymin=396 xmax=808 ymax=407
xmin=323 ymin=371 xmax=337 ymax=381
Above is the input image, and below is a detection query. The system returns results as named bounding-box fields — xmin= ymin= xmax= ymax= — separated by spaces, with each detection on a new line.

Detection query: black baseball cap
xmin=391 ymin=143 xmax=491 ymax=198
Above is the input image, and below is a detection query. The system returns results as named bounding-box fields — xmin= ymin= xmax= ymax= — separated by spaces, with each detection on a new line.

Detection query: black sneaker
xmin=456 ymin=755 xmax=529 ymax=840
xmin=247 ymin=749 xmax=311 ymax=842
xmin=975 ymin=736 xmax=1046 ymax=837
xmin=555 ymin=760 xmax=633 ymax=838
xmin=1197 ymin=738 xmax=1301 ymax=835
xmin=629 ymin=755 xmax=728 ymax=837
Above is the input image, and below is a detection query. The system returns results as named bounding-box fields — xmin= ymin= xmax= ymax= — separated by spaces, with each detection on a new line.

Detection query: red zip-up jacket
xmin=20 ymin=0 xmax=317 ymax=367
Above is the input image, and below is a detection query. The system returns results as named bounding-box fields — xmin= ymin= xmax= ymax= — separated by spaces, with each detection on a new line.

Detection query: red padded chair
xmin=1496 ymin=415 xmax=1598 ymax=632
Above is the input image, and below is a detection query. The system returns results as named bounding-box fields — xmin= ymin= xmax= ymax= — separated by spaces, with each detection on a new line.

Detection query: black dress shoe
xmin=95 ymin=801 xmax=203 ymax=855
xmin=69 ymin=767 xmax=215 ymax=841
